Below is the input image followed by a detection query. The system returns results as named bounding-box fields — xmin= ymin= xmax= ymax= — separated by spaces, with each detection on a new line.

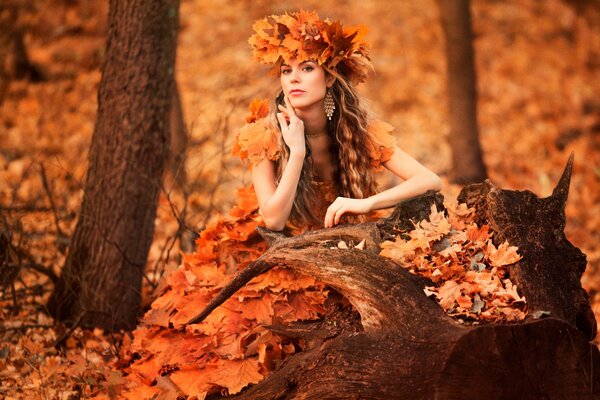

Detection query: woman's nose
xmin=289 ymin=69 xmax=300 ymax=83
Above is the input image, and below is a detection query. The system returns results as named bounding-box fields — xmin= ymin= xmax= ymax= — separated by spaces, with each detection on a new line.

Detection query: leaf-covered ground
xmin=1 ymin=0 xmax=599 ymax=398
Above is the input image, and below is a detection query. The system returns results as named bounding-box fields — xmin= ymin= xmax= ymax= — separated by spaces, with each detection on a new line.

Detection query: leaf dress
xmin=120 ymin=102 xmax=398 ymax=399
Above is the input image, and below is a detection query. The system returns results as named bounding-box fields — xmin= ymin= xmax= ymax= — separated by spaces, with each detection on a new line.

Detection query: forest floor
xmin=1 ymin=0 xmax=599 ymax=398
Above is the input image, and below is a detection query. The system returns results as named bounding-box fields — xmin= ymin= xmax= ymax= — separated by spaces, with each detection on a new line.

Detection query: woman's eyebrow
xmin=280 ymin=61 xmax=314 ymax=68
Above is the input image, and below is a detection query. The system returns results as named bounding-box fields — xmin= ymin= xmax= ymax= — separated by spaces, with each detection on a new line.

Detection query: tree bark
xmin=188 ymin=157 xmax=599 ymax=399
xmin=47 ymin=0 xmax=180 ymax=331
xmin=438 ymin=0 xmax=487 ymax=184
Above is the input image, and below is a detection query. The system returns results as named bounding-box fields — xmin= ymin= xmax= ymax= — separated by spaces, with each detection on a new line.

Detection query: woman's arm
xmin=324 ymin=146 xmax=441 ymax=228
xmin=367 ymin=146 xmax=441 ymax=210
xmin=253 ymin=96 xmax=307 ymax=231
xmin=252 ymin=149 xmax=305 ymax=231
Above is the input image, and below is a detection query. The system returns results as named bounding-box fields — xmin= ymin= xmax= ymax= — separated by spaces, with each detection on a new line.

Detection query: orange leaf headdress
xmin=249 ymin=10 xmax=373 ymax=84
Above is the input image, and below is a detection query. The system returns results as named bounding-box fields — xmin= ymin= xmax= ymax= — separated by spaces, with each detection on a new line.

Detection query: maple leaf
xmin=285 ymin=291 xmax=327 ymax=320
xmin=242 ymin=326 xmax=274 ymax=358
xmin=455 ymin=294 xmax=473 ymax=310
xmin=366 ymin=119 xmax=397 ymax=172
xmin=321 ymin=21 xmax=358 ymax=67
xmin=407 ymin=204 xmax=452 ymax=248
xmin=435 ymin=280 xmax=462 ymax=310
xmin=245 ymin=98 xmax=270 ymax=124
xmin=169 ymin=359 xmax=264 ymax=397
xmin=424 ymin=204 xmax=451 ymax=231
xmin=446 ymin=201 xmax=475 ymax=230
xmin=228 ymin=185 xmax=259 ymax=219
xmin=167 ymin=369 xmax=213 ymax=399
xmin=499 ymin=279 xmax=526 ymax=303
xmin=464 ymin=270 xmax=502 ymax=297
xmin=185 ymin=262 xmax=230 ymax=287
xmin=211 ymin=359 xmax=265 ymax=394
xmin=143 ymin=303 xmax=175 ymax=328
xmin=129 ymin=356 xmax=161 ymax=385
xmin=237 ymin=293 xmax=274 ymax=324
xmin=380 ymin=238 xmax=417 ymax=264
xmin=121 ymin=384 xmax=161 ymax=400
xmin=213 ymin=332 xmax=244 ymax=360
xmin=40 ymin=356 xmax=62 ymax=379
xmin=439 ymin=243 xmax=462 ymax=258
xmin=466 ymin=224 xmax=492 ymax=246
xmin=234 ymin=118 xmax=281 ymax=167
xmin=487 ymin=241 xmax=523 ymax=267
xmin=499 ymin=307 xmax=527 ymax=322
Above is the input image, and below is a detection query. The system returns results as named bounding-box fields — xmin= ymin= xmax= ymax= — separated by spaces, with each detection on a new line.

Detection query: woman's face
xmin=280 ymin=59 xmax=332 ymax=110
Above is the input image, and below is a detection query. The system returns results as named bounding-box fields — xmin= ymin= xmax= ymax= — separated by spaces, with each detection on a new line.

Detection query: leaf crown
xmin=249 ymin=10 xmax=373 ymax=84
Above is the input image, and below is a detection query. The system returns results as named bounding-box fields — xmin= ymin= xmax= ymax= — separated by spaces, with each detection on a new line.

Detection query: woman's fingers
xmin=324 ymin=201 xmax=344 ymax=228
xmin=276 ymin=112 xmax=288 ymax=131
xmin=277 ymin=104 xmax=291 ymax=121
xmin=333 ymin=207 xmax=345 ymax=225
xmin=325 ymin=199 xmax=339 ymax=228
xmin=283 ymin=95 xmax=298 ymax=117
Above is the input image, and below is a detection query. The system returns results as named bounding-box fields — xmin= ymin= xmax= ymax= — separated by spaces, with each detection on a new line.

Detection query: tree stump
xmin=188 ymin=156 xmax=599 ymax=399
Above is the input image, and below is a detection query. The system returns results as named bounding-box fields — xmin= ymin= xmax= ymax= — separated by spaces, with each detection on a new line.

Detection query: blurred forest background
xmin=1 ymin=0 xmax=600 ymax=398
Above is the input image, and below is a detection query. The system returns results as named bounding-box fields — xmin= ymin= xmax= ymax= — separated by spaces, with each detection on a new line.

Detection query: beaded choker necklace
xmin=305 ymin=130 xmax=328 ymax=138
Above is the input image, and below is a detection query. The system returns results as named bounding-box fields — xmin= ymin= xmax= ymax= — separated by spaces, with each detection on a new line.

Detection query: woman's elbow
xmin=262 ymin=215 xmax=286 ymax=231
xmin=427 ymin=172 xmax=442 ymax=192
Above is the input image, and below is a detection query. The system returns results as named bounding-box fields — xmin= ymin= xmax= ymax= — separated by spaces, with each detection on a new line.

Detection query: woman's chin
xmin=289 ymin=100 xmax=322 ymax=112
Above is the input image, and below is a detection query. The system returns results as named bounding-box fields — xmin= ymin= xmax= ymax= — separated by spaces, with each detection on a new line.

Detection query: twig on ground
xmin=39 ymin=162 xmax=68 ymax=254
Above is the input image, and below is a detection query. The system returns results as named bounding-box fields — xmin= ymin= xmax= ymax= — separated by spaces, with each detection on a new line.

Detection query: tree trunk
xmin=187 ymin=156 xmax=599 ymax=399
xmin=47 ymin=0 xmax=180 ymax=331
xmin=438 ymin=0 xmax=487 ymax=184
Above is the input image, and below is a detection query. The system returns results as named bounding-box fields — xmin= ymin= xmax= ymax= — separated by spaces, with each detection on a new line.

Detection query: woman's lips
xmin=289 ymin=90 xmax=305 ymax=95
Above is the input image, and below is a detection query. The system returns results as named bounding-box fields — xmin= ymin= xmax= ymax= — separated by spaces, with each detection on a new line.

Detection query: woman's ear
xmin=326 ymin=75 xmax=336 ymax=88
xmin=325 ymin=73 xmax=335 ymax=89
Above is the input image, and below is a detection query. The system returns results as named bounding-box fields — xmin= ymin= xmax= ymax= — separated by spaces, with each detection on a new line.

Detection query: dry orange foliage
xmin=232 ymin=99 xmax=281 ymax=167
xmin=381 ymin=202 xmax=526 ymax=322
xmin=120 ymin=186 xmax=329 ymax=398
xmin=120 ymin=195 xmax=528 ymax=398
xmin=249 ymin=9 xmax=370 ymax=79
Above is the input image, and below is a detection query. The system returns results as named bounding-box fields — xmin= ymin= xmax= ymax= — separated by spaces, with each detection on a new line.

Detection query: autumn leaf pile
xmin=120 ymin=186 xmax=330 ymax=399
xmin=381 ymin=202 xmax=526 ymax=322
xmin=0 ymin=322 xmax=126 ymax=399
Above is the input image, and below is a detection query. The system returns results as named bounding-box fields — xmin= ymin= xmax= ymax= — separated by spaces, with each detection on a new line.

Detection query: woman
xmin=236 ymin=10 xmax=441 ymax=232
xmin=122 ymin=11 xmax=441 ymax=398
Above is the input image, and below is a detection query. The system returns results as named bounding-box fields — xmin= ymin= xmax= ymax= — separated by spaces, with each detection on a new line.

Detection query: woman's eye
xmin=281 ymin=69 xmax=291 ymax=74
xmin=303 ymin=66 xmax=314 ymax=72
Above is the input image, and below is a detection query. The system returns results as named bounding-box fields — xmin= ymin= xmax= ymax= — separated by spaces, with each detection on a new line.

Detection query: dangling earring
xmin=324 ymin=89 xmax=335 ymax=120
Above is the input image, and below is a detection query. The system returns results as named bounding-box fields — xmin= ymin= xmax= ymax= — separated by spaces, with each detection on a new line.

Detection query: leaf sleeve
xmin=366 ymin=119 xmax=397 ymax=172
xmin=232 ymin=98 xmax=281 ymax=167
xmin=232 ymin=117 xmax=281 ymax=167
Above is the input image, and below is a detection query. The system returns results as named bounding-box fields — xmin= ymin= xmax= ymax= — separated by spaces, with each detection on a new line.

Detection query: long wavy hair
xmin=272 ymin=68 xmax=378 ymax=227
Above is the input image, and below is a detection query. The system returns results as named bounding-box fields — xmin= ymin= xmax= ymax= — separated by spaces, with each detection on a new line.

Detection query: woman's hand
xmin=324 ymin=197 xmax=374 ymax=228
xmin=276 ymin=96 xmax=305 ymax=154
